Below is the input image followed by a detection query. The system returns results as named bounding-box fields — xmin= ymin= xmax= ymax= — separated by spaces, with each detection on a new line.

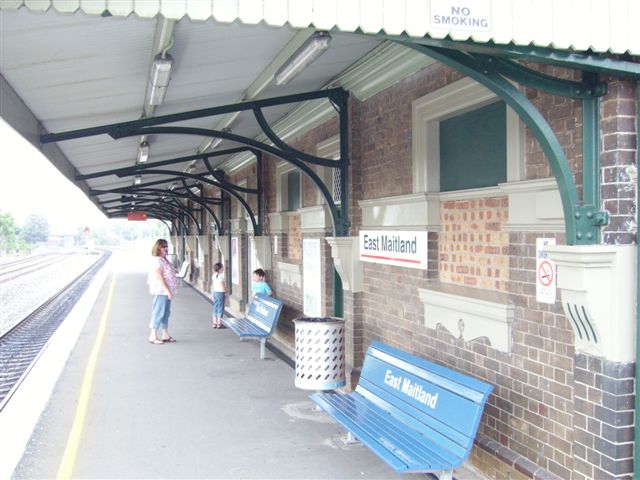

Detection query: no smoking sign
xmin=536 ymin=238 xmax=557 ymax=304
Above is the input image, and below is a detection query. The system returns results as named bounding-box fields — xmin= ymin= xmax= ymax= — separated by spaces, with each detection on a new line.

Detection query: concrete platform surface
xmin=9 ymin=249 xmax=483 ymax=480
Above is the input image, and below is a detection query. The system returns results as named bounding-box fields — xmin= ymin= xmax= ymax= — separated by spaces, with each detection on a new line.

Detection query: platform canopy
xmin=0 ymin=0 xmax=638 ymax=230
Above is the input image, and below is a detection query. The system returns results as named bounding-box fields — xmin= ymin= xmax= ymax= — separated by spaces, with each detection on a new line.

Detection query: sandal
xmin=148 ymin=339 xmax=163 ymax=345
xmin=163 ymin=337 xmax=177 ymax=343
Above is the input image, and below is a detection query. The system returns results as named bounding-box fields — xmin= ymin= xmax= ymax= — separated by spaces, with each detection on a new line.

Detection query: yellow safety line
xmin=57 ymin=274 xmax=116 ymax=480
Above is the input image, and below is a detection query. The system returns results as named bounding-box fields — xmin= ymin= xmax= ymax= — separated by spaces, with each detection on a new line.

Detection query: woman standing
xmin=211 ymin=262 xmax=227 ymax=328
xmin=148 ymin=239 xmax=178 ymax=344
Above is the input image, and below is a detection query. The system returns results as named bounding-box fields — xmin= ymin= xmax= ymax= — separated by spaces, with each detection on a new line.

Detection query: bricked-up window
xmin=286 ymin=170 xmax=301 ymax=211
xmin=440 ymin=101 xmax=507 ymax=191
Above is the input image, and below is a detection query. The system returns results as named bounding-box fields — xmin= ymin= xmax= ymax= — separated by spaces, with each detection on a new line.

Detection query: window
xmin=440 ymin=101 xmax=507 ymax=191
xmin=412 ymin=77 xmax=523 ymax=194
xmin=286 ymin=170 xmax=301 ymax=211
xmin=276 ymin=162 xmax=302 ymax=213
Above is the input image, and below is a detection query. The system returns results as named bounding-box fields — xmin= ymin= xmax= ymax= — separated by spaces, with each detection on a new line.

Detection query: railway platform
xmin=2 ymin=248 xmax=462 ymax=480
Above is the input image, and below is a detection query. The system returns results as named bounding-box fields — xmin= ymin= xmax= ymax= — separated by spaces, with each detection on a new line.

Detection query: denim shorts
xmin=212 ymin=291 xmax=225 ymax=317
xmin=150 ymin=294 xmax=171 ymax=329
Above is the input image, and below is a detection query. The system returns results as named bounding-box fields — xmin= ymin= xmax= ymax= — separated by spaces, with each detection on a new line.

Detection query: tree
xmin=22 ymin=213 xmax=50 ymax=243
xmin=0 ymin=212 xmax=18 ymax=253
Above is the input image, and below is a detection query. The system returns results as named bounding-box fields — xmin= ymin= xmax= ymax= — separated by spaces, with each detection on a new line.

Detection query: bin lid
xmin=293 ymin=316 xmax=345 ymax=323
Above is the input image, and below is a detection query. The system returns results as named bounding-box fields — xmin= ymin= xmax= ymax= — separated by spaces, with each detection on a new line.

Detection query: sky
xmin=0 ymin=119 xmax=109 ymax=234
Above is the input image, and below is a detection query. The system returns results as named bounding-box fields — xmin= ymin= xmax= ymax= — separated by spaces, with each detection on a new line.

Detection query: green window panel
xmin=287 ymin=170 xmax=301 ymax=211
xmin=440 ymin=101 xmax=507 ymax=192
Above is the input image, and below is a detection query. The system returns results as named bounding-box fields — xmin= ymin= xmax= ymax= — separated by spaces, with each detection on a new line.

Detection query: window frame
xmin=412 ymin=77 xmax=524 ymax=195
xmin=276 ymin=161 xmax=302 ymax=213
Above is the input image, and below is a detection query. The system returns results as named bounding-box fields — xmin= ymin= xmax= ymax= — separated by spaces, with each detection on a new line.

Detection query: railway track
xmin=0 ymin=252 xmax=110 ymax=410
xmin=0 ymin=253 xmax=72 ymax=284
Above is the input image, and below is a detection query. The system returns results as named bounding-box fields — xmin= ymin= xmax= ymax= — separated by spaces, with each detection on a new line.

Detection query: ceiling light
xmin=275 ymin=32 xmax=331 ymax=86
xmin=134 ymin=175 xmax=142 ymax=185
xmin=147 ymin=54 xmax=173 ymax=106
xmin=169 ymin=182 xmax=176 ymax=190
xmin=137 ymin=141 xmax=150 ymax=163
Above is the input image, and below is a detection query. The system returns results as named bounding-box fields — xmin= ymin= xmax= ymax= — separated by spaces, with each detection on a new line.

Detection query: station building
xmin=1 ymin=1 xmax=638 ymax=479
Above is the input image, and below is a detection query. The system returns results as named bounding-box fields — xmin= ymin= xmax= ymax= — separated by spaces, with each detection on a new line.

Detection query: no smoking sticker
xmin=538 ymin=260 xmax=554 ymax=287
xmin=536 ymin=239 xmax=556 ymax=304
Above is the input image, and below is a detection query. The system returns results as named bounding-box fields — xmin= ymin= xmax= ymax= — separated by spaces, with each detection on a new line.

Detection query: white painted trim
xmin=546 ymin=245 xmax=637 ymax=362
xmin=326 ymin=236 xmax=363 ymax=293
xmin=299 ymin=205 xmax=331 ymax=233
xmin=500 ymin=178 xmax=565 ymax=233
xmin=438 ymin=186 xmax=502 ymax=201
xmin=268 ymin=211 xmax=291 ymax=233
xmin=418 ymin=284 xmax=513 ymax=353
xmin=277 ymin=261 xmax=302 ymax=289
xmin=359 ymin=192 xmax=440 ymax=230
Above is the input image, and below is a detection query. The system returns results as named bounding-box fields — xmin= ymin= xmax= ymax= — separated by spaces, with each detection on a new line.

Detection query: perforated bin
xmin=294 ymin=317 xmax=346 ymax=390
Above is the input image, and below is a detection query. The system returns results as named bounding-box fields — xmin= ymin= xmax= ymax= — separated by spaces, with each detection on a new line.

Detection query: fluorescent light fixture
xmin=134 ymin=175 xmax=142 ymax=185
xmin=208 ymin=138 xmax=223 ymax=150
xmin=147 ymin=54 xmax=173 ymax=106
xmin=137 ymin=141 xmax=150 ymax=163
xmin=169 ymin=182 xmax=176 ymax=190
xmin=275 ymin=32 xmax=331 ymax=86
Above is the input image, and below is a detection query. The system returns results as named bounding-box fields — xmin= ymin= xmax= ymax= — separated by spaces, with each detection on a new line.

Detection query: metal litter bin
xmin=294 ymin=317 xmax=346 ymax=390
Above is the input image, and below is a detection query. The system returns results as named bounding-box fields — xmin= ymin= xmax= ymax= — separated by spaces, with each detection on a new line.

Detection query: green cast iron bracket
xmin=400 ymin=42 xmax=610 ymax=245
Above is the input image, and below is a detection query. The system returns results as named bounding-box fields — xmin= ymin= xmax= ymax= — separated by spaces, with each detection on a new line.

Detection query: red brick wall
xmin=440 ymin=197 xmax=510 ymax=291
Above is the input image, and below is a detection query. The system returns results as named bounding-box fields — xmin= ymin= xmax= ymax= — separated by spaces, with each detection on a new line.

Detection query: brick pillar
xmin=601 ymin=78 xmax=637 ymax=245
xmin=573 ymin=354 xmax=635 ymax=480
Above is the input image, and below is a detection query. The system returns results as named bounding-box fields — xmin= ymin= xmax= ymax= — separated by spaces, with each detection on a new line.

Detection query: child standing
xmin=212 ymin=262 xmax=227 ymax=328
xmin=251 ymin=268 xmax=273 ymax=300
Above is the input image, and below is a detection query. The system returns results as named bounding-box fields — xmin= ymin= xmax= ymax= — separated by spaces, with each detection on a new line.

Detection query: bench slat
xmin=312 ymin=391 xmax=455 ymax=472
xmin=224 ymin=317 xmax=266 ymax=337
xmin=357 ymin=378 xmax=469 ymax=460
xmin=326 ymin=391 xmax=457 ymax=467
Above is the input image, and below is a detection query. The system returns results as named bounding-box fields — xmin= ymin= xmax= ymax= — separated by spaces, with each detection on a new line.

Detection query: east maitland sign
xmin=359 ymin=230 xmax=429 ymax=269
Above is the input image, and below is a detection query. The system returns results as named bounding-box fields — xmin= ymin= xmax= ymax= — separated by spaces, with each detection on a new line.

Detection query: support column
xmin=547 ymin=245 xmax=637 ymax=479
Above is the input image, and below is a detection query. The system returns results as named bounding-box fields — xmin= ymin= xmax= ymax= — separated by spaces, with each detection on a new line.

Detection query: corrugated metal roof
xmin=2 ymin=0 xmax=639 ymax=55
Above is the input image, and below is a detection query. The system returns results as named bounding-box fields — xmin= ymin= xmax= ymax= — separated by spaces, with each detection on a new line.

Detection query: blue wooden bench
xmin=310 ymin=341 xmax=493 ymax=480
xmin=222 ymin=294 xmax=283 ymax=360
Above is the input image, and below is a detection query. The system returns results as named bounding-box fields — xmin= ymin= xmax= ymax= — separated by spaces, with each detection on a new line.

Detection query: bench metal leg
xmin=342 ymin=431 xmax=359 ymax=446
xmin=437 ymin=470 xmax=453 ymax=480
xmin=260 ymin=338 xmax=266 ymax=360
